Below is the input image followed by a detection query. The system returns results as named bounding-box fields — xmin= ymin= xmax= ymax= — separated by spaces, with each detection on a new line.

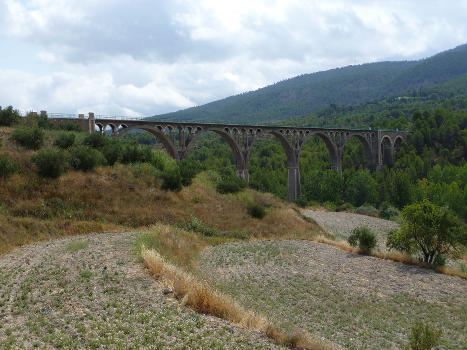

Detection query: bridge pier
xmin=287 ymin=165 xmax=301 ymax=202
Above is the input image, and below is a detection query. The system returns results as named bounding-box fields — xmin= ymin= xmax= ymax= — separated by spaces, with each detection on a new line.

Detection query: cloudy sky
xmin=0 ymin=0 xmax=465 ymax=117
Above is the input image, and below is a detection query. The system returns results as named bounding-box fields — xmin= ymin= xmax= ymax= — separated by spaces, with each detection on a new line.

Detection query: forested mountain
xmin=150 ymin=44 xmax=466 ymax=124
xmin=281 ymin=72 xmax=467 ymax=129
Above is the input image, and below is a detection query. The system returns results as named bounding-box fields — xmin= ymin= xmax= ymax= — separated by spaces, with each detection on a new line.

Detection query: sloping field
xmin=199 ymin=240 xmax=467 ymax=350
xmin=302 ymin=210 xmax=399 ymax=249
xmin=0 ymin=231 xmax=286 ymax=350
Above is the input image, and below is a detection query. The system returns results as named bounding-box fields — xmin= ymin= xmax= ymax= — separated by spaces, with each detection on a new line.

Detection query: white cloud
xmin=0 ymin=0 xmax=465 ymax=116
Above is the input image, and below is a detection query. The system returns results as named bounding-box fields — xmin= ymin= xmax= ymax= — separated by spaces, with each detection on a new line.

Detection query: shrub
xmin=161 ymin=164 xmax=182 ymax=191
xmin=379 ymin=202 xmax=400 ymax=220
xmin=179 ymin=159 xmax=203 ymax=186
xmin=54 ymin=132 xmax=75 ymax=149
xmin=0 ymin=156 xmax=18 ymax=178
xmin=11 ymin=127 xmax=44 ymax=150
xmin=216 ymin=174 xmax=246 ymax=194
xmin=348 ymin=226 xmax=377 ymax=253
xmin=336 ymin=202 xmax=354 ymax=212
xmin=247 ymin=204 xmax=266 ymax=219
xmin=355 ymin=205 xmax=380 ymax=217
xmin=31 ymin=150 xmax=67 ymax=178
xmin=102 ymin=141 xmax=122 ymax=165
xmin=295 ymin=194 xmax=308 ymax=208
xmin=406 ymin=321 xmax=442 ymax=350
xmin=387 ymin=200 xmax=464 ymax=264
xmin=82 ymin=132 xmax=108 ymax=149
xmin=183 ymin=216 xmax=219 ymax=237
xmin=58 ymin=121 xmax=84 ymax=132
xmin=69 ymin=146 xmax=105 ymax=172
xmin=121 ymin=143 xmax=154 ymax=164
xmin=0 ymin=106 xmax=20 ymax=126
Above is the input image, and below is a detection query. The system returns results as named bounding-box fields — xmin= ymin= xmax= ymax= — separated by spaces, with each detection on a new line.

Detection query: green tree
xmin=387 ymin=200 xmax=464 ymax=264
xmin=345 ymin=169 xmax=378 ymax=206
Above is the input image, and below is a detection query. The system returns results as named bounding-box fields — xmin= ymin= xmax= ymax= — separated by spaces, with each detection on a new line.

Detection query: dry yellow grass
xmin=142 ymin=245 xmax=334 ymax=350
xmin=314 ymin=235 xmax=467 ymax=280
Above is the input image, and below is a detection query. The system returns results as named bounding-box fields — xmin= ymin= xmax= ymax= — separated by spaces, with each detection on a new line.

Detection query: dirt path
xmin=0 ymin=232 xmax=285 ymax=350
xmin=200 ymin=240 xmax=467 ymax=350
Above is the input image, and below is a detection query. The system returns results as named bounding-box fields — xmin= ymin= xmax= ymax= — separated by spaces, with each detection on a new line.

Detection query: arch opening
xmin=117 ymin=126 xmax=178 ymax=159
xmin=381 ymin=136 xmax=393 ymax=167
xmin=342 ymin=135 xmax=373 ymax=175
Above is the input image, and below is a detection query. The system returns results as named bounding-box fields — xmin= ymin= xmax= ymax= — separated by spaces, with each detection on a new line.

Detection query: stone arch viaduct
xmin=50 ymin=112 xmax=409 ymax=202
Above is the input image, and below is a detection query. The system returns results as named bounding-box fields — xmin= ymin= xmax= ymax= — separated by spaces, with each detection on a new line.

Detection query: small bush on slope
xmin=31 ymin=149 xmax=67 ymax=178
xmin=0 ymin=156 xmax=18 ymax=178
xmin=11 ymin=127 xmax=44 ymax=150
xmin=348 ymin=226 xmax=377 ymax=253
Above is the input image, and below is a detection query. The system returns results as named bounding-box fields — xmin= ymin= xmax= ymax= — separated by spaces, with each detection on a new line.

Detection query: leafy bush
xmin=216 ymin=174 xmax=246 ymax=194
xmin=295 ymin=194 xmax=308 ymax=208
xmin=54 ymin=132 xmax=76 ymax=149
xmin=379 ymin=202 xmax=400 ymax=220
xmin=120 ymin=143 xmax=154 ymax=164
xmin=336 ymin=202 xmax=354 ymax=212
xmin=11 ymin=127 xmax=44 ymax=150
xmin=355 ymin=205 xmax=380 ymax=217
xmin=69 ymin=146 xmax=105 ymax=172
xmin=387 ymin=200 xmax=464 ymax=264
xmin=31 ymin=150 xmax=67 ymax=178
xmin=0 ymin=156 xmax=18 ymax=178
xmin=247 ymin=204 xmax=266 ymax=219
xmin=179 ymin=159 xmax=203 ymax=186
xmin=406 ymin=321 xmax=442 ymax=350
xmin=82 ymin=132 xmax=108 ymax=149
xmin=58 ymin=121 xmax=84 ymax=132
xmin=0 ymin=106 xmax=20 ymax=126
xmin=182 ymin=216 xmax=219 ymax=237
xmin=102 ymin=141 xmax=122 ymax=165
xmin=161 ymin=164 xmax=182 ymax=191
xmin=348 ymin=226 xmax=377 ymax=253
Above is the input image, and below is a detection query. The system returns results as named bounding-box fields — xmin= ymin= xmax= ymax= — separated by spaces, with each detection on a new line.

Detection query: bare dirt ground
xmin=302 ymin=210 xmax=399 ymax=249
xmin=200 ymin=240 xmax=467 ymax=350
xmin=0 ymin=232 xmax=286 ymax=350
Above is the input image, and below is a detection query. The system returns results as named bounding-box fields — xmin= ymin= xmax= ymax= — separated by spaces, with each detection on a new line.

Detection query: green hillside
xmin=281 ymin=72 xmax=467 ymax=129
xmin=150 ymin=44 xmax=466 ymax=124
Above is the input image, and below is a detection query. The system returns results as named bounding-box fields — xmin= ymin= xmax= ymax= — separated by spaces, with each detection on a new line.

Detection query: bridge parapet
xmin=47 ymin=112 xmax=409 ymax=202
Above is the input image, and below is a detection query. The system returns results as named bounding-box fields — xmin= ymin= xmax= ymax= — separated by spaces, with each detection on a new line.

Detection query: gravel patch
xmin=200 ymin=240 xmax=467 ymax=350
xmin=0 ymin=232 xmax=286 ymax=350
xmin=302 ymin=210 xmax=399 ymax=248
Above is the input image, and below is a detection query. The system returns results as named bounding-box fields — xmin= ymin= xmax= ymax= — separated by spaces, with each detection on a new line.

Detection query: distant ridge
xmin=149 ymin=44 xmax=467 ymax=124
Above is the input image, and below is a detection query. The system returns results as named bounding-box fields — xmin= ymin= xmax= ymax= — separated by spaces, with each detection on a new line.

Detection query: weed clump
xmin=11 ymin=127 xmax=44 ymax=150
xmin=247 ymin=204 xmax=266 ymax=219
xmin=0 ymin=156 xmax=18 ymax=178
xmin=347 ymin=226 xmax=377 ymax=253
xmin=406 ymin=321 xmax=442 ymax=350
xmin=31 ymin=149 xmax=67 ymax=178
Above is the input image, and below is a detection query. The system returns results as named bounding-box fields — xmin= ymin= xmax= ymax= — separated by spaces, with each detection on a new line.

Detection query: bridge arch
xmin=342 ymin=133 xmax=374 ymax=169
xmin=380 ymin=135 xmax=393 ymax=166
xmin=116 ymin=125 xmax=179 ymax=160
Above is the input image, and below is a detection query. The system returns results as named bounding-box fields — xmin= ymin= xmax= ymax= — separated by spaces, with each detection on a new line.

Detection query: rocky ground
xmin=302 ymin=210 xmax=399 ymax=249
xmin=0 ymin=232 xmax=286 ymax=350
xmin=200 ymin=240 xmax=467 ymax=350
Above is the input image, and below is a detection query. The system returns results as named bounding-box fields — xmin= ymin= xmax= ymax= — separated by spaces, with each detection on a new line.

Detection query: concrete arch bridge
xmin=51 ymin=113 xmax=409 ymax=201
